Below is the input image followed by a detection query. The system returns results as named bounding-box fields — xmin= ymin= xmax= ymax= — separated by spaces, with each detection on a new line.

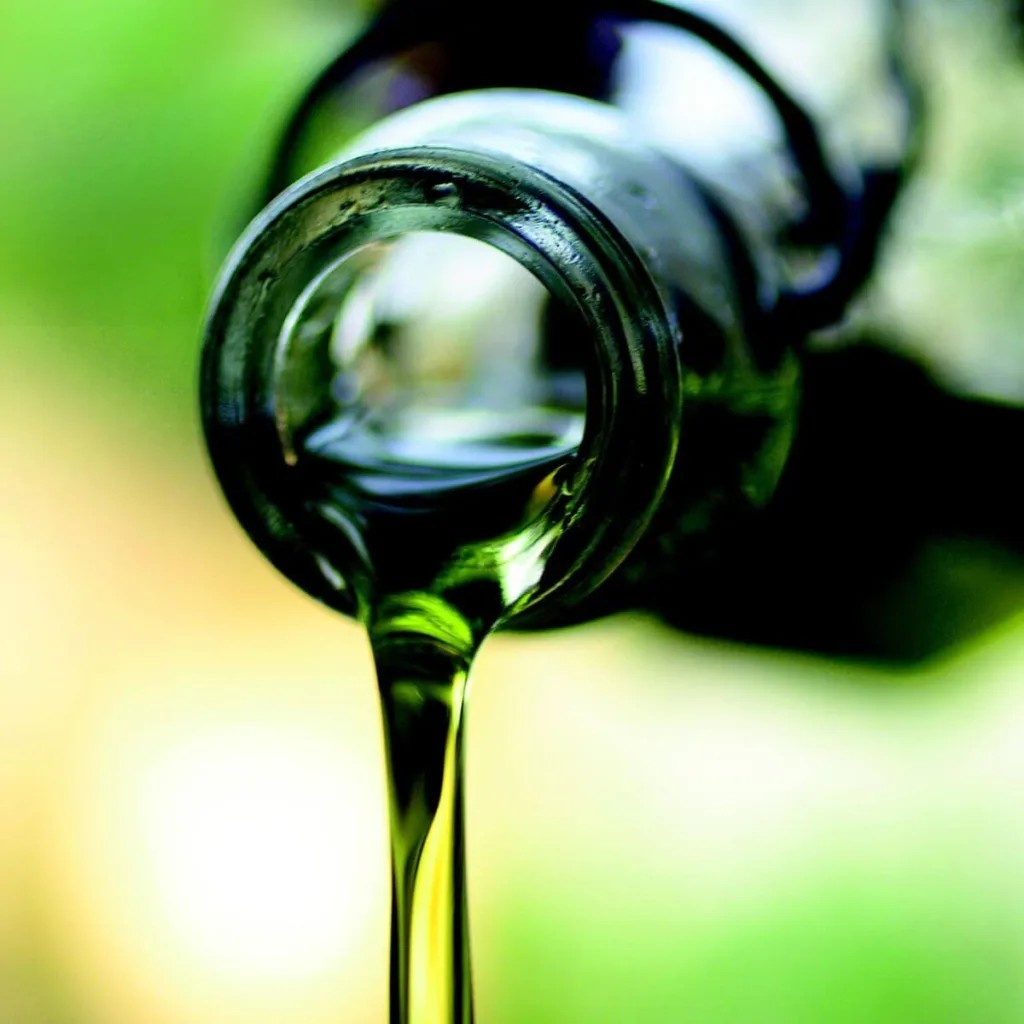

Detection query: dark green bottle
xmin=202 ymin=85 xmax=804 ymax=631
xmin=200 ymin=4 xmax=931 ymax=1022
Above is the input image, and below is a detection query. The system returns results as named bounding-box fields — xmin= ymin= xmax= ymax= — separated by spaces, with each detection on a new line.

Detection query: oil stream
xmin=305 ymin=405 xmax=580 ymax=1024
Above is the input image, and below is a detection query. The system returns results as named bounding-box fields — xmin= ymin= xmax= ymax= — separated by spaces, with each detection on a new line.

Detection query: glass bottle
xmin=200 ymin=6 xmax=930 ymax=1023
xmin=202 ymin=0 xmax=923 ymax=629
xmin=203 ymin=84 xmax=808 ymax=627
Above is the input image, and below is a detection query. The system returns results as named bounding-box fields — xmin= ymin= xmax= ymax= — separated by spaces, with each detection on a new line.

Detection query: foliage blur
xmin=1 ymin=1 xmax=1023 ymax=1022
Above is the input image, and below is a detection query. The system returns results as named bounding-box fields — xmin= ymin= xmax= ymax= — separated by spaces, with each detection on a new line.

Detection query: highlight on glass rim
xmin=2 ymin=1 xmax=1024 ymax=1022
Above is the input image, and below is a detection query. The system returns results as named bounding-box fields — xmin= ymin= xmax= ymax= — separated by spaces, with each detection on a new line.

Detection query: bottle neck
xmin=202 ymin=124 xmax=684 ymax=625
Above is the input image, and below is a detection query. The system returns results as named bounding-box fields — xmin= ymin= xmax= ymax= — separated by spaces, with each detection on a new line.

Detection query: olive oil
xmin=262 ymin=228 xmax=587 ymax=1023
xmin=372 ymin=592 xmax=477 ymax=1024
xmin=302 ymin=405 xmax=583 ymax=610
xmin=301 ymin=403 xmax=582 ymax=1024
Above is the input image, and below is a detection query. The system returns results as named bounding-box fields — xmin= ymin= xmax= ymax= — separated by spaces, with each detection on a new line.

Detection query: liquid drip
xmin=302 ymin=400 xmax=582 ymax=1024
xmin=273 ymin=227 xmax=588 ymax=1021
xmin=373 ymin=594 xmax=478 ymax=1024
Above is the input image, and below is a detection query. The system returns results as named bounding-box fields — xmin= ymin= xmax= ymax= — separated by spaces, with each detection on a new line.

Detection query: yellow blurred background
xmin=2 ymin=1 xmax=1024 ymax=1022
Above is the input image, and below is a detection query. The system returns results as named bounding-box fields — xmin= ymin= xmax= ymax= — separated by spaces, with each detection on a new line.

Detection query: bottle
xmin=199 ymin=6 xmax=933 ymax=1023
xmin=202 ymin=0 xmax=920 ymax=632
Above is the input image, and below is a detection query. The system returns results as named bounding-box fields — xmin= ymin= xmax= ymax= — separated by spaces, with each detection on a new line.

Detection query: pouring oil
xmin=282 ymin=231 xmax=588 ymax=1024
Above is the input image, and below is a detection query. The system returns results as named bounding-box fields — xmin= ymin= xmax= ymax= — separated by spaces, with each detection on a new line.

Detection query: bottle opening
xmin=271 ymin=230 xmax=590 ymax=599
xmin=204 ymin=148 xmax=679 ymax=624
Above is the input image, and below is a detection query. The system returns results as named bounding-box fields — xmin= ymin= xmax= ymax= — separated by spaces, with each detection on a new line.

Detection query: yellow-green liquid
xmin=303 ymin=404 xmax=581 ymax=1024
xmin=372 ymin=594 xmax=477 ymax=1024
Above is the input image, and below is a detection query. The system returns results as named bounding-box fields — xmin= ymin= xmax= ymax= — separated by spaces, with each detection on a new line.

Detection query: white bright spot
xmin=141 ymin=723 xmax=380 ymax=983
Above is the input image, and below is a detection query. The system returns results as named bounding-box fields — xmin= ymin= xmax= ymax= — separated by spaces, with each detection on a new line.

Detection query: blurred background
xmin=2 ymin=0 xmax=1024 ymax=1021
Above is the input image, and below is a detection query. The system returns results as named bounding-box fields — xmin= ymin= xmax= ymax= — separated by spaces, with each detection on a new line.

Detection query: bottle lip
xmin=201 ymin=146 xmax=681 ymax=624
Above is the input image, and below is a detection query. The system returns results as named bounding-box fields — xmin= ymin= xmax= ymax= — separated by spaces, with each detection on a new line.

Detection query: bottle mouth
xmin=202 ymin=147 xmax=680 ymax=624
xmin=275 ymin=229 xmax=587 ymax=488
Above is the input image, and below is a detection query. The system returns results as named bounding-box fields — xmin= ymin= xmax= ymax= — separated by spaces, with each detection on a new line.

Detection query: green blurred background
xmin=2 ymin=1 xmax=1024 ymax=1021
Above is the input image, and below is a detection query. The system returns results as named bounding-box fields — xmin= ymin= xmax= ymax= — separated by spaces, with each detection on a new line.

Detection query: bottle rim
xmin=201 ymin=146 xmax=681 ymax=624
